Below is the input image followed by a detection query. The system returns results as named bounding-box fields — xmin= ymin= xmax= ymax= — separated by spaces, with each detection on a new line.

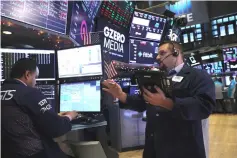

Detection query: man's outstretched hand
xmin=102 ymin=79 xmax=127 ymax=103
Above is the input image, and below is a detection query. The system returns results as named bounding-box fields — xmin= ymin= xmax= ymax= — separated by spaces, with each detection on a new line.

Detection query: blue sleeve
xmin=171 ymin=72 xmax=216 ymax=120
xmin=229 ymin=81 xmax=236 ymax=90
xmin=119 ymin=94 xmax=146 ymax=112
xmin=20 ymin=88 xmax=72 ymax=138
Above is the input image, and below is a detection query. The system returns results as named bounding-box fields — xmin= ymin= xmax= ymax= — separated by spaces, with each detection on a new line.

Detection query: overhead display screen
xmin=60 ymin=80 xmax=101 ymax=112
xmin=130 ymin=10 xmax=167 ymax=42
xmin=57 ymin=44 xmax=102 ymax=79
xmin=1 ymin=1 xmax=68 ymax=34
xmin=201 ymin=50 xmax=223 ymax=64
xmin=187 ymin=54 xmax=202 ymax=67
xmin=98 ymin=0 xmax=135 ymax=29
xmin=223 ymin=47 xmax=237 ymax=72
xmin=203 ymin=61 xmax=224 ymax=74
xmin=0 ymin=49 xmax=55 ymax=81
xmin=129 ymin=39 xmax=158 ymax=65
xmin=69 ymin=1 xmax=101 ymax=45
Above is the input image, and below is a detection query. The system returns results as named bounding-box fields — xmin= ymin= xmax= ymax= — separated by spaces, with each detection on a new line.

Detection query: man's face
xmin=25 ymin=67 xmax=39 ymax=87
xmin=156 ymin=44 xmax=176 ymax=71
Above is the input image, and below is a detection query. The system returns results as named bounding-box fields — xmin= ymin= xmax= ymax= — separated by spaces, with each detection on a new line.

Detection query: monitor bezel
xmin=56 ymin=44 xmax=104 ymax=81
xmin=129 ymin=9 xmax=167 ymax=42
xmin=58 ymin=79 xmax=102 ymax=113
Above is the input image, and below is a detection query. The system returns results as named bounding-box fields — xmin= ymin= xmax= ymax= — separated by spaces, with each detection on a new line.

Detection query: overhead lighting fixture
xmin=2 ymin=31 xmax=12 ymax=35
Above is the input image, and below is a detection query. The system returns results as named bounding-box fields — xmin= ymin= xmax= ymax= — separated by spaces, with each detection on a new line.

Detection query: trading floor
xmin=119 ymin=114 xmax=237 ymax=158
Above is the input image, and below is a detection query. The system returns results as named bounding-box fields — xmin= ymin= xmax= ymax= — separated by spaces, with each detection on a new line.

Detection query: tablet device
xmin=134 ymin=70 xmax=172 ymax=97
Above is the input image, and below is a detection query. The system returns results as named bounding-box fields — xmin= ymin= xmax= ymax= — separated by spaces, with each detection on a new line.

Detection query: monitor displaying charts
xmin=57 ymin=44 xmax=102 ymax=79
xmin=1 ymin=1 xmax=68 ymax=34
xmin=203 ymin=61 xmax=224 ymax=74
xmin=0 ymin=48 xmax=55 ymax=81
xmin=60 ymin=80 xmax=101 ymax=112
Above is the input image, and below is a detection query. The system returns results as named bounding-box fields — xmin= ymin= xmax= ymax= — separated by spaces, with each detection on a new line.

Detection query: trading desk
xmin=55 ymin=121 xmax=118 ymax=158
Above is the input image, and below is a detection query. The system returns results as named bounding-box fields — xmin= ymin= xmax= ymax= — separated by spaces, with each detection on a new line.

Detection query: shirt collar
xmin=14 ymin=79 xmax=27 ymax=86
xmin=173 ymin=62 xmax=185 ymax=74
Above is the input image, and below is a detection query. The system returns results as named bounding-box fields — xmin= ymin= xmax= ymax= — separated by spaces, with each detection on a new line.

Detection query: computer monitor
xmin=60 ymin=80 xmax=101 ymax=112
xmin=1 ymin=1 xmax=68 ymax=34
xmin=129 ymin=39 xmax=159 ymax=65
xmin=203 ymin=61 xmax=224 ymax=75
xmin=69 ymin=1 xmax=101 ymax=45
xmin=223 ymin=47 xmax=237 ymax=72
xmin=98 ymin=1 xmax=135 ymax=29
xmin=0 ymin=48 xmax=55 ymax=81
xmin=130 ymin=9 xmax=167 ymax=42
xmin=187 ymin=54 xmax=202 ymax=67
xmin=57 ymin=44 xmax=102 ymax=79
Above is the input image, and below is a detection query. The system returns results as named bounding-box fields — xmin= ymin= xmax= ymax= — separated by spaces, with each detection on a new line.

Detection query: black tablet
xmin=134 ymin=70 xmax=172 ymax=97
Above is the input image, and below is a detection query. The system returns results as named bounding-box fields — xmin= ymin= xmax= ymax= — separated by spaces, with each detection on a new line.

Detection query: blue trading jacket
xmin=1 ymin=79 xmax=71 ymax=158
xmin=119 ymin=65 xmax=216 ymax=158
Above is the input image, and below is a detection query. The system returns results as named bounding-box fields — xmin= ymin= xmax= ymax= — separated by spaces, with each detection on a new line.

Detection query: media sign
xmin=96 ymin=18 xmax=129 ymax=63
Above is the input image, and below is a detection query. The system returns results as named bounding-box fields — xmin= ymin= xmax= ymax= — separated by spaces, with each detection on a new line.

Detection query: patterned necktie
xmin=168 ymin=69 xmax=177 ymax=77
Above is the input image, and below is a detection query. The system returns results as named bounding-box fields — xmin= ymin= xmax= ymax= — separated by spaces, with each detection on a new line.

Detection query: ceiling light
xmin=3 ymin=31 xmax=12 ymax=35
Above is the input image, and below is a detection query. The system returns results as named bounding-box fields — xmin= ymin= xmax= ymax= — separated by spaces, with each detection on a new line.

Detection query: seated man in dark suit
xmin=103 ymin=41 xmax=215 ymax=158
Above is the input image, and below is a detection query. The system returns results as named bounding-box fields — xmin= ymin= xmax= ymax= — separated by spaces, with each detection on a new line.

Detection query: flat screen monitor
xmin=223 ymin=47 xmax=237 ymax=62
xmin=183 ymin=34 xmax=188 ymax=43
xmin=190 ymin=33 xmax=194 ymax=42
xmin=220 ymin=26 xmax=226 ymax=36
xmin=98 ymin=1 xmax=135 ymax=29
xmin=130 ymin=10 xmax=166 ymax=42
xmin=129 ymin=39 xmax=159 ymax=65
xmin=187 ymin=55 xmax=202 ymax=67
xmin=59 ymin=80 xmax=101 ymax=112
xmin=228 ymin=24 xmax=234 ymax=35
xmin=1 ymin=1 xmax=68 ymax=34
xmin=203 ymin=61 xmax=224 ymax=74
xmin=0 ymin=49 xmax=55 ymax=81
xmin=69 ymin=1 xmax=101 ymax=45
xmin=201 ymin=51 xmax=223 ymax=64
xmin=223 ymin=47 xmax=237 ymax=72
xmin=57 ymin=44 xmax=102 ymax=79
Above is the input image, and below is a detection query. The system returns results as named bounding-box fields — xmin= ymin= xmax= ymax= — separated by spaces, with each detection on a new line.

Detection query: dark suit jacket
xmin=120 ymin=65 xmax=216 ymax=158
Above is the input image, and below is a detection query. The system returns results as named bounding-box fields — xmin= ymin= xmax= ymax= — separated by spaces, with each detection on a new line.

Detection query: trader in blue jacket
xmin=1 ymin=58 xmax=78 ymax=158
xmin=103 ymin=41 xmax=216 ymax=158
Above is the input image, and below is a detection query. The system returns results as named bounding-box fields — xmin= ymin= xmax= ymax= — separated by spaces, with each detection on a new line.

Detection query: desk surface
xmin=72 ymin=121 xmax=107 ymax=131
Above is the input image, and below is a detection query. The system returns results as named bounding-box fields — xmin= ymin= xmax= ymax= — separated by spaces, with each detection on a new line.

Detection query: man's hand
xmin=143 ymin=86 xmax=174 ymax=110
xmin=60 ymin=111 xmax=79 ymax=121
xmin=102 ymin=79 xmax=127 ymax=103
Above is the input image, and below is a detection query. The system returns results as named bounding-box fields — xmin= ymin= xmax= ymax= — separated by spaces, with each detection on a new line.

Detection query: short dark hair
xmin=230 ymin=76 xmax=234 ymax=80
xmin=159 ymin=41 xmax=183 ymax=54
xmin=10 ymin=58 xmax=37 ymax=79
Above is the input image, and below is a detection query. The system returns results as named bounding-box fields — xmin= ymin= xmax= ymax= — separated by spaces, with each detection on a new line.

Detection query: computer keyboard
xmin=70 ymin=113 xmax=105 ymax=125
